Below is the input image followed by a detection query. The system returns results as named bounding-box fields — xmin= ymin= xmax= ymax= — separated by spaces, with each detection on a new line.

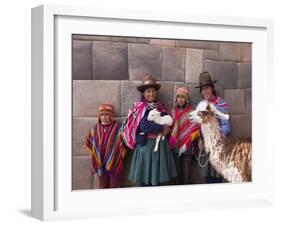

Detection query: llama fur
xmin=147 ymin=109 xmax=173 ymax=152
xmin=189 ymin=100 xmax=252 ymax=183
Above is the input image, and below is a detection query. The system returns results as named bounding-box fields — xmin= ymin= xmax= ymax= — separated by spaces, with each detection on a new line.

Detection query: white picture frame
xmin=31 ymin=4 xmax=274 ymax=221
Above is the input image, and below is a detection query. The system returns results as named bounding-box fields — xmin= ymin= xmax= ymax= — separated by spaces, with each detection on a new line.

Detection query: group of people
xmin=85 ymin=71 xmax=230 ymax=189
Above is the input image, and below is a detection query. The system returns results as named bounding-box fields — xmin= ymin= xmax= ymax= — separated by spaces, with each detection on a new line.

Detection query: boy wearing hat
xmin=169 ymin=87 xmax=201 ymax=184
xmin=85 ymin=103 xmax=126 ymax=189
xmin=196 ymin=71 xmax=231 ymax=183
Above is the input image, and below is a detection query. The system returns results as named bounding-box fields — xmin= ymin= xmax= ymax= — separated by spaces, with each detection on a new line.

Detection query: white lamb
xmin=147 ymin=109 xmax=173 ymax=152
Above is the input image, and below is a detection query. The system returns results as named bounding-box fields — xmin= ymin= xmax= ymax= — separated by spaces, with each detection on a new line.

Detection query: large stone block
xmin=157 ymin=82 xmax=174 ymax=112
xmin=241 ymin=43 xmax=252 ymax=62
xmin=72 ymin=40 xmax=92 ymax=80
xmin=73 ymin=117 xmax=98 ymax=156
xmin=219 ymin=42 xmax=242 ymax=62
xmin=230 ymin=114 xmax=252 ymax=138
xmin=162 ymin=47 xmax=185 ymax=81
xmin=72 ymin=34 xmax=111 ymax=41
xmin=137 ymin=38 xmax=150 ymax=44
xmin=176 ymin=40 xmax=219 ymax=50
xmin=72 ymin=156 xmax=93 ymax=190
xmin=188 ymin=84 xmax=202 ymax=107
xmin=121 ymin=80 xmax=142 ymax=117
xmin=73 ymin=80 xmax=121 ymax=117
xmin=92 ymin=41 xmax=129 ymax=80
xmin=238 ymin=62 xmax=252 ymax=89
xmin=245 ymin=89 xmax=252 ymax=113
xmin=128 ymin=43 xmax=162 ymax=80
xmin=224 ymin=89 xmax=245 ymax=114
xmin=150 ymin=39 xmax=176 ymax=46
xmin=185 ymin=49 xmax=204 ymax=83
xmin=204 ymin=60 xmax=238 ymax=89
xmin=204 ymin=49 xmax=219 ymax=60
xmin=111 ymin=37 xmax=138 ymax=43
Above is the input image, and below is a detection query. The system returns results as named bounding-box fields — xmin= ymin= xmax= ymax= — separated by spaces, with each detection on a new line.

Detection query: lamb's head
xmin=147 ymin=109 xmax=161 ymax=122
xmin=189 ymin=100 xmax=229 ymax=124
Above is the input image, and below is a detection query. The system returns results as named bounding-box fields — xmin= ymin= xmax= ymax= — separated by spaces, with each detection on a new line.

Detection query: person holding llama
xmin=168 ymin=87 xmax=202 ymax=185
xmin=122 ymin=74 xmax=177 ymax=186
xmin=85 ymin=103 xmax=126 ymax=189
xmin=196 ymin=71 xmax=231 ymax=183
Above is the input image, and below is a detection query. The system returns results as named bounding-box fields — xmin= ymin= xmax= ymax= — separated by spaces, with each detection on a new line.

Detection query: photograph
xmin=72 ymin=34 xmax=252 ymax=190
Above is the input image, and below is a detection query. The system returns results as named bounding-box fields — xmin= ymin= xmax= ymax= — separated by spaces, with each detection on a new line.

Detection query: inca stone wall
xmin=72 ymin=35 xmax=252 ymax=190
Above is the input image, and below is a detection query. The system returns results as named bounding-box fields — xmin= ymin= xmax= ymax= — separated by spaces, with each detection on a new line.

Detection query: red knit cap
xmin=176 ymin=87 xmax=189 ymax=100
xmin=98 ymin=103 xmax=114 ymax=118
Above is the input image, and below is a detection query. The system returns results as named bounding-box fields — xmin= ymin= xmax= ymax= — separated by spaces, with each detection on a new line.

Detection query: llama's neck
xmin=201 ymin=117 xmax=223 ymax=155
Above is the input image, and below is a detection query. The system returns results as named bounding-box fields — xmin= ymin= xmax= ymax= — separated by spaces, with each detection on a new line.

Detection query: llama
xmin=147 ymin=109 xmax=173 ymax=152
xmin=189 ymin=100 xmax=252 ymax=183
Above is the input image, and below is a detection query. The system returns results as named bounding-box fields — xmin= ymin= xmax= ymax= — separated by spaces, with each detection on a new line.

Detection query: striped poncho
xmin=121 ymin=100 xmax=167 ymax=150
xmin=85 ymin=121 xmax=126 ymax=176
xmin=169 ymin=105 xmax=201 ymax=154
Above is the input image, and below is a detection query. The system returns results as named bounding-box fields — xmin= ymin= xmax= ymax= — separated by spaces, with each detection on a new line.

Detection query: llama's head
xmin=147 ymin=109 xmax=161 ymax=121
xmin=189 ymin=100 xmax=229 ymax=124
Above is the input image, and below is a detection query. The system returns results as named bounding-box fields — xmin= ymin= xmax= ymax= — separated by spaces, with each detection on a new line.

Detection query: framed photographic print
xmin=31 ymin=4 xmax=274 ymax=221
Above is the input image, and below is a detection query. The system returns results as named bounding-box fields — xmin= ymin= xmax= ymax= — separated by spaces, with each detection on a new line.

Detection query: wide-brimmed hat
xmin=195 ymin=71 xmax=217 ymax=88
xmin=137 ymin=74 xmax=161 ymax=92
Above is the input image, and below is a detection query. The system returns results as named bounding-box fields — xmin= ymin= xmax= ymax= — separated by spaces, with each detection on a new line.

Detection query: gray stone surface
xmin=157 ymin=81 xmax=174 ymax=112
xmin=128 ymin=43 xmax=163 ymax=80
xmin=185 ymin=49 xmax=204 ymax=83
xmin=92 ymin=173 xmax=100 ymax=189
xmin=238 ymin=63 xmax=252 ymax=88
xmin=72 ymin=35 xmax=111 ymax=41
xmin=162 ymin=47 xmax=185 ymax=81
xmin=150 ymin=39 xmax=175 ymax=46
xmin=73 ymin=80 xmax=121 ymax=117
xmin=73 ymin=117 xmax=97 ymax=156
xmin=111 ymin=37 xmax=138 ymax=43
xmin=121 ymin=80 xmax=142 ymax=117
xmin=92 ymin=41 xmax=129 ymax=80
xmin=72 ymin=156 xmax=93 ymax=190
xmin=137 ymin=38 xmax=150 ymax=44
xmin=219 ymin=42 xmax=242 ymax=62
xmin=72 ymin=40 xmax=92 ymax=80
xmin=241 ymin=43 xmax=252 ymax=62
xmin=230 ymin=114 xmax=252 ymax=138
xmin=224 ymin=89 xmax=245 ymax=114
xmin=204 ymin=60 xmax=238 ymax=89
xmin=204 ymin=49 xmax=219 ymax=60
xmin=188 ymin=84 xmax=202 ymax=107
xmin=176 ymin=40 xmax=219 ymax=50
xmin=245 ymin=89 xmax=252 ymax=113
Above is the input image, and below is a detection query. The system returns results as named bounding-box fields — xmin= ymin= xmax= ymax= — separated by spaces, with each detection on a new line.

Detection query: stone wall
xmin=72 ymin=35 xmax=252 ymax=190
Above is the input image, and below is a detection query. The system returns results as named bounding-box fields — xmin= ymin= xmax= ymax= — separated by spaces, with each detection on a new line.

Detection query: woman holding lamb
xmin=122 ymin=74 xmax=177 ymax=186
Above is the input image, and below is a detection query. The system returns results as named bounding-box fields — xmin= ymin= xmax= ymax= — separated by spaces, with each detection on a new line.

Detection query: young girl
xmin=85 ymin=103 xmax=126 ymax=189
xmin=168 ymin=87 xmax=201 ymax=185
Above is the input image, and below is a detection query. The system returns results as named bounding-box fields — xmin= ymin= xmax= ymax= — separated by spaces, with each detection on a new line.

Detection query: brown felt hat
xmin=137 ymin=74 xmax=161 ymax=92
xmin=196 ymin=71 xmax=217 ymax=88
